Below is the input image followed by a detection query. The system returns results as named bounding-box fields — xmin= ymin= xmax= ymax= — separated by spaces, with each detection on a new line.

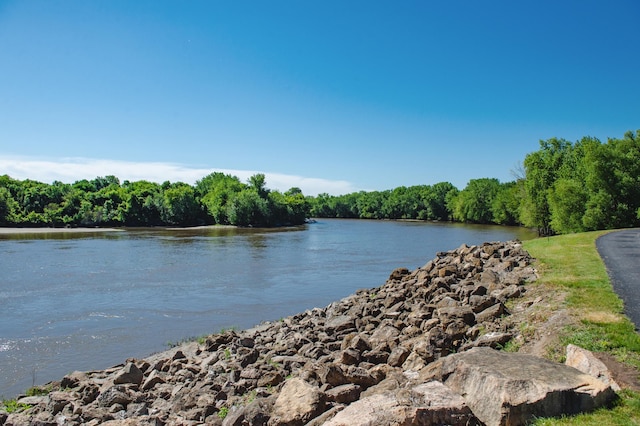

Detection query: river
xmin=0 ymin=219 xmax=536 ymax=398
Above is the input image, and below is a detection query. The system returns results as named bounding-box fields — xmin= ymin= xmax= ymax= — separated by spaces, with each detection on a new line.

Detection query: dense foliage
xmin=0 ymin=173 xmax=310 ymax=228
xmin=519 ymin=130 xmax=640 ymax=235
xmin=2 ymin=130 xmax=638 ymax=233
xmin=306 ymin=130 xmax=640 ymax=235
xmin=306 ymin=179 xmax=520 ymax=226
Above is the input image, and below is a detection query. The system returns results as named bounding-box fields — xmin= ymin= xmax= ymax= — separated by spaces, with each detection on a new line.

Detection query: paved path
xmin=596 ymin=229 xmax=640 ymax=330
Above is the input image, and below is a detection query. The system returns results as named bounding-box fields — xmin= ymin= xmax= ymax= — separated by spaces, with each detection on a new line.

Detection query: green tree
xmin=356 ymin=191 xmax=386 ymax=219
xmin=491 ymin=182 xmax=522 ymax=226
xmin=123 ymin=180 xmax=164 ymax=226
xmin=283 ymin=188 xmax=310 ymax=225
xmin=226 ymin=190 xmax=270 ymax=226
xmin=427 ymin=182 xmax=458 ymax=221
xmin=197 ymin=173 xmax=245 ymax=224
xmin=582 ymin=131 xmax=640 ymax=230
xmin=451 ymin=178 xmax=501 ymax=223
xmin=0 ymin=187 xmax=17 ymax=225
xmin=548 ymin=178 xmax=588 ymax=233
xmin=309 ymin=193 xmax=335 ymax=217
xmin=248 ymin=173 xmax=269 ymax=198
xmin=161 ymin=183 xmax=201 ymax=226
xmin=520 ymin=138 xmax=573 ymax=235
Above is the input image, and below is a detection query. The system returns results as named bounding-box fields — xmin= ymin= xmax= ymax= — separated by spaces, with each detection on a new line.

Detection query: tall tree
xmin=520 ymin=138 xmax=572 ymax=235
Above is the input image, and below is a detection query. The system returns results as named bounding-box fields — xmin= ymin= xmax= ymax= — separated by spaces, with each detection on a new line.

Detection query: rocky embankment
xmin=1 ymin=241 xmax=617 ymax=426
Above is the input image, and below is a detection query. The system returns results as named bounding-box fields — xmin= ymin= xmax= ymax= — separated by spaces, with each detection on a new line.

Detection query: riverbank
xmin=2 ymin=238 xmax=634 ymax=425
xmin=0 ymin=225 xmax=245 ymax=235
xmin=0 ymin=227 xmax=123 ymax=234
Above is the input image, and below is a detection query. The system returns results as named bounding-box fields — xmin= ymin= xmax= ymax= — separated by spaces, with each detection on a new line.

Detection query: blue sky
xmin=1 ymin=1 xmax=638 ymax=195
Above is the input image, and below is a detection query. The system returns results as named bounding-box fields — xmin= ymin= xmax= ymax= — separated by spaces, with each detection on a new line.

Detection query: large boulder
xmin=323 ymin=380 xmax=479 ymax=426
xmin=420 ymin=347 xmax=616 ymax=426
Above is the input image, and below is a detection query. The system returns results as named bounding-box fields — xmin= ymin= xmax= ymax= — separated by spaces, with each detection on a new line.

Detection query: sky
xmin=0 ymin=1 xmax=638 ymax=195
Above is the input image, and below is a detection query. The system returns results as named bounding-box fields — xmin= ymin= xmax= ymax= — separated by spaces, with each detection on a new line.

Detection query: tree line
xmin=1 ymin=130 xmax=638 ymax=233
xmin=306 ymin=130 xmax=640 ymax=235
xmin=0 ymin=172 xmax=310 ymax=227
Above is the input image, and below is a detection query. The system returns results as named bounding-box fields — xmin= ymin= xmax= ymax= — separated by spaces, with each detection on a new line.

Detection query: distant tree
xmin=123 ymin=180 xmax=164 ymax=226
xmin=226 ymin=190 xmax=270 ymax=226
xmin=285 ymin=187 xmax=303 ymax=196
xmin=197 ymin=173 xmax=245 ymax=224
xmin=428 ymin=182 xmax=458 ymax=221
xmin=161 ymin=183 xmax=201 ymax=226
xmin=282 ymin=190 xmax=310 ymax=225
xmin=309 ymin=193 xmax=335 ymax=217
xmin=0 ymin=187 xmax=16 ymax=225
xmin=451 ymin=178 xmax=501 ymax=223
xmin=248 ymin=173 xmax=269 ymax=198
xmin=92 ymin=175 xmax=120 ymax=191
xmin=356 ymin=191 xmax=386 ymax=219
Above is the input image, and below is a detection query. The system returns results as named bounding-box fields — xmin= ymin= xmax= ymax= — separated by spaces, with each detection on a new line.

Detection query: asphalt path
xmin=596 ymin=229 xmax=640 ymax=330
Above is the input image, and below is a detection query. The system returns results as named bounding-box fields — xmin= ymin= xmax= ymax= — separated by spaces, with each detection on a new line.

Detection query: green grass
xmin=1 ymin=399 xmax=29 ymax=413
xmin=165 ymin=334 xmax=209 ymax=348
xmin=523 ymin=231 xmax=640 ymax=425
xmin=25 ymin=385 xmax=51 ymax=397
xmin=217 ymin=406 xmax=229 ymax=419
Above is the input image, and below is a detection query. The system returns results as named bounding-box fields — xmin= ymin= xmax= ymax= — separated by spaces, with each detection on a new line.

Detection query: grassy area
xmin=523 ymin=231 xmax=640 ymax=425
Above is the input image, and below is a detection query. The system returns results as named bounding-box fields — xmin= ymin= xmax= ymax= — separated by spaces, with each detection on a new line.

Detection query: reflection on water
xmin=0 ymin=220 xmax=535 ymax=398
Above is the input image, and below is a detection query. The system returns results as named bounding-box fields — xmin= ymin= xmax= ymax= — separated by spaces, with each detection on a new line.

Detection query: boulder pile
xmin=1 ymin=241 xmax=617 ymax=426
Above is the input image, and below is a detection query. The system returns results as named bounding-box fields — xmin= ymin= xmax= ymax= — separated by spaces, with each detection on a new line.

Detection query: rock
xmin=97 ymin=386 xmax=133 ymax=408
xmin=324 ymin=383 xmax=362 ymax=403
xmin=389 ymin=267 xmax=410 ymax=281
xmin=474 ymin=302 xmax=505 ymax=323
xmin=268 ymin=378 xmax=325 ymax=426
xmin=47 ymin=390 xmax=78 ymax=414
xmin=460 ymin=332 xmax=513 ymax=351
xmin=258 ymin=371 xmax=284 ymax=387
xmin=387 ymin=346 xmax=410 ymax=367
xmin=565 ymin=344 xmax=622 ymax=392
xmin=60 ymin=371 xmax=89 ymax=389
xmin=338 ymin=348 xmax=360 ymax=365
xmin=113 ymin=362 xmax=143 ymax=385
xmin=323 ymin=381 xmax=479 ymax=426
xmin=346 ymin=334 xmax=372 ymax=352
xmin=437 ymin=306 xmax=476 ymax=326
xmin=421 ymin=347 xmax=617 ymax=426
xmin=344 ymin=366 xmax=377 ymax=388
xmin=369 ymin=325 xmax=400 ymax=348
xmin=141 ymin=370 xmax=165 ymax=391
xmin=318 ymin=364 xmax=348 ymax=386
xmin=325 ymin=315 xmax=355 ymax=333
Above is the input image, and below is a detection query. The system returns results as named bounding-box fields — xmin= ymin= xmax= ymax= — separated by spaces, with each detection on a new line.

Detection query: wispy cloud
xmin=0 ymin=156 xmax=358 ymax=196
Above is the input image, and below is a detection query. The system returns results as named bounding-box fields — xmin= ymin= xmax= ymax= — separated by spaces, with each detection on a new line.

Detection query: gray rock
xmin=565 ymin=344 xmax=621 ymax=392
xmin=460 ymin=332 xmax=513 ymax=351
xmin=323 ymin=381 xmax=479 ymax=426
xmin=97 ymin=386 xmax=133 ymax=408
xmin=421 ymin=347 xmax=617 ymax=426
